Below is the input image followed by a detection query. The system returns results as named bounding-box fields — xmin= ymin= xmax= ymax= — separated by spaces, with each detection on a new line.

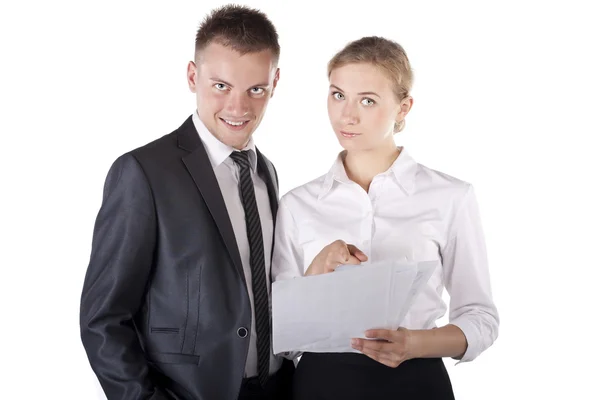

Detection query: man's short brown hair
xmin=195 ymin=4 xmax=280 ymax=63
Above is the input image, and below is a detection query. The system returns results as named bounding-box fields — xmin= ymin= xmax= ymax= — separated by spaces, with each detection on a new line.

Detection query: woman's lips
xmin=340 ymin=130 xmax=361 ymax=138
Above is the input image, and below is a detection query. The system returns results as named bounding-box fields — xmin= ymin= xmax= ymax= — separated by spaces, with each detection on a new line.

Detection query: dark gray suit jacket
xmin=80 ymin=116 xmax=293 ymax=400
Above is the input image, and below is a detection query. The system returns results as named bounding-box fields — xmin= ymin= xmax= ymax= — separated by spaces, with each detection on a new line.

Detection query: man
xmin=80 ymin=5 xmax=294 ymax=399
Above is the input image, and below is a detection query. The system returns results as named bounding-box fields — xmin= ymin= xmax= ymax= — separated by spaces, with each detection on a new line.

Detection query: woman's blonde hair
xmin=328 ymin=36 xmax=413 ymax=132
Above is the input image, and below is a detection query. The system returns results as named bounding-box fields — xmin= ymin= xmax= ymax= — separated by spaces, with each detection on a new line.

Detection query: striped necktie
xmin=229 ymin=150 xmax=270 ymax=386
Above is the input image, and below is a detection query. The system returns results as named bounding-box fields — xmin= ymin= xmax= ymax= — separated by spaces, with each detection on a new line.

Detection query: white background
xmin=1 ymin=0 xmax=599 ymax=398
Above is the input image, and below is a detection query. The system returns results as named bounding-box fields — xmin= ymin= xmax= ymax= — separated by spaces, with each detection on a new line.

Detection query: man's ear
xmin=187 ymin=61 xmax=198 ymax=93
xmin=270 ymin=68 xmax=280 ymax=98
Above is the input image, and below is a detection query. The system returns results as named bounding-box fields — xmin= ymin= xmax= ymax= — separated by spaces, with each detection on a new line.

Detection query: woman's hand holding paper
xmin=304 ymin=240 xmax=368 ymax=276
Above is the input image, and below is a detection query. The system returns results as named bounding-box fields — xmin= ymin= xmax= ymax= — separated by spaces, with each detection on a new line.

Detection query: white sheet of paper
xmin=272 ymin=260 xmax=438 ymax=355
xmin=391 ymin=260 xmax=438 ymax=327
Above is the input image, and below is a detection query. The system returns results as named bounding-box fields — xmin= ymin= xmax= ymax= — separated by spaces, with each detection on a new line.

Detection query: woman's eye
xmin=361 ymin=98 xmax=375 ymax=106
xmin=333 ymin=92 xmax=344 ymax=100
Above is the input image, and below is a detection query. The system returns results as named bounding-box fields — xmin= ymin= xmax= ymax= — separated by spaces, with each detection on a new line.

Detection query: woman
xmin=272 ymin=36 xmax=499 ymax=399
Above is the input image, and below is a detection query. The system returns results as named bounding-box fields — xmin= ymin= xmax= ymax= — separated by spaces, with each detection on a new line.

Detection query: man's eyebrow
xmin=210 ymin=77 xmax=233 ymax=86
xmin=210 ymin=78 xmax=270 ymax=89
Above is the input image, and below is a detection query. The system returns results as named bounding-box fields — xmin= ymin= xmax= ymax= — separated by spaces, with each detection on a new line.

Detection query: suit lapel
xmin=178 ymin=117 xmax=246 ymax=285
xmin=256 ymin=149 xmax=279 ymax=223
xmin=256 ymin=149 xmax=279 ymax=284
xmin=177 ymin=116 xmax=281 ymax=286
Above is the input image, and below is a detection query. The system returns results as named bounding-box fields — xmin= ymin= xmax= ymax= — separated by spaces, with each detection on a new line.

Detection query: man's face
xmin=187 ymin=42 xmax=280 ymax=150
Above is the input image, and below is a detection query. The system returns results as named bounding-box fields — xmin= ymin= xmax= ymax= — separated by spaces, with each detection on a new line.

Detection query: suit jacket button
xmin=237 ymin=327 xmax=248 ymax=338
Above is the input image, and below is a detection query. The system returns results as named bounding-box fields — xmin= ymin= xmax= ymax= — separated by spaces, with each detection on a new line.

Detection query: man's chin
xmin=218 ymin=130 xmax=253 ymax=150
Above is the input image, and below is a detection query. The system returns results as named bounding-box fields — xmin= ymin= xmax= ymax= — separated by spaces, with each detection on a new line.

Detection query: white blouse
xmin=271 ymin=148 xmax=499 ymax=362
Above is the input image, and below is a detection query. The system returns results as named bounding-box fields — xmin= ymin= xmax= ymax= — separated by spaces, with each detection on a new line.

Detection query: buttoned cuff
xmin=449 ymin=317 xmax=480 ymax=364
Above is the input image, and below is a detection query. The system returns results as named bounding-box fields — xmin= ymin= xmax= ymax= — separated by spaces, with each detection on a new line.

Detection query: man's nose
xmin=225 ymin=92 xmax=250 ymax=116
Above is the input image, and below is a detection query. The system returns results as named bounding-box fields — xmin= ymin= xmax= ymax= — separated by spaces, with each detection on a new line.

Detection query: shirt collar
xmin=192 ymin=110 xmax=258 ymax=172
xmin=319 ymin=147 xmax=418 ymax=199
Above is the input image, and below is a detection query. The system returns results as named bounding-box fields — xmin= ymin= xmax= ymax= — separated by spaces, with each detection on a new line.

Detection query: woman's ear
xmin=394 ymin=96 xmax=414 ymax=133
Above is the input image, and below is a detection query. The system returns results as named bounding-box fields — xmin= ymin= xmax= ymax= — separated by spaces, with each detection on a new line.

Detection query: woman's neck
xmin=343 ymin=144 xmax=402 ymax=192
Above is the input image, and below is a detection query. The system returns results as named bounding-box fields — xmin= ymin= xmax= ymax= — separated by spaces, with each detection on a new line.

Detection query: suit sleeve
xmin=273 ymin=164 xmax=279 ymax=189
xmin=80 ymin=154 xmax=169 ymax=400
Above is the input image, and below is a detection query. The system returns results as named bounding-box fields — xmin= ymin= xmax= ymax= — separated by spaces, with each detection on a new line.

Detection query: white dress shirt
xmin=192 ymin=111 xmax=282 ymax=376
xmin=272 ymin=148 xmax=499 ymax=363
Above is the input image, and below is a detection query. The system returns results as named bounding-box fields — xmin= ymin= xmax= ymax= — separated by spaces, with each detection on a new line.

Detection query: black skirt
xmin=293 ymin=352 xmax=455 ymax=400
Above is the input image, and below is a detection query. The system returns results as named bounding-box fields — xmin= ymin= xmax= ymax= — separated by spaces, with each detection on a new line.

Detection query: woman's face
xmin=327 ymin=62 xmax=412 ymax=152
